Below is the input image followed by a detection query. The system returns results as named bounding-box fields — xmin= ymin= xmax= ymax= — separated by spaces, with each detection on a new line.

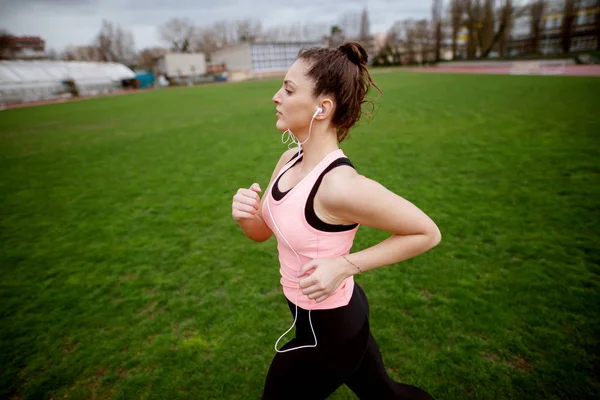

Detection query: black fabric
xmin=261 ymin=284 xmax=435 ymax=400
xmin=272 ymin=152 xmax=303 ymax=201
xmin=305 ymin=157 xmax=359 ymax=232
xmin=271 ymin=154 xmax=359 ymax=232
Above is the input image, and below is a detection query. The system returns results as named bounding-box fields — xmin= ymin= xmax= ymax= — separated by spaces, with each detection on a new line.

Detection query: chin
xmin=275 ymin=119 xmax=287 ymax=132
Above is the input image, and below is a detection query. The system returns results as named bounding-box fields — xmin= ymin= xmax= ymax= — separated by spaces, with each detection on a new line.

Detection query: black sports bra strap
xmin=272 ymin=151 xmax=303 ymax=201
xmin=305 ymin=157 xmax=359 ymax=233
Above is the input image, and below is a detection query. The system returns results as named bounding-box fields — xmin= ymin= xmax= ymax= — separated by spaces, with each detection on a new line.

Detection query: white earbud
xmin=312 ymin=107 xmax=323 ymax=119
xmin=281 ymin=106 xmax=323 ymax=156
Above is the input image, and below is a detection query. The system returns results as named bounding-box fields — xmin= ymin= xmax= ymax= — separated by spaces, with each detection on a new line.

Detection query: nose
xmin=272 ymin=89 xmax=282 ymax=105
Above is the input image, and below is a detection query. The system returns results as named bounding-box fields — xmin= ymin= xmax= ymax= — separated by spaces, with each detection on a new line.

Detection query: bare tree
xmin=303 ymin=22 xmax=329 ymax=41
xmin=96 ymin=20 xmax=113 ymax=61
xmin=491 ymin=0 xmax=514 ymax=57
xmin=282 ymin=22 xmax=304 ymax=41
xmin=137 ymin=49 xmax=155 ymax=68
xmin=193 ymin=28 xmax=219 ymax=60
xmin=383 ymin=19 xmax=425 ymax=65
xmin=381 ymin=21 xmax=404 ymax=64
xmin=264 ymin=22 xmax=328 ymax=42
xmin=382 ymin=20 xmax=412 ymax=65
xmin=480 ymin=0 xmax=495 ymax=54
xmin=561 ymin=0 xmax=580 ymax=53
xmin=463 ymin=0 xmax=483 ymax=58
xmin=46 ymin=48 xmax=58 ymax=60
xmin=235 ymin=18 xmax=262 ymax=43
xmin=137 ymin=47 xmax=167 ymax=68
xmin=530 ymin=0 xmax=545 ymax=54
xmin=158 ymin=17 xmax=195 ymax=52
xmin=479 ymin=0 xmax=527 ymax=58
xmin=70 ymin=45 xmax=103 ymax=61
xmin=290 ymin=22 xmax=306 ymax=40
xmin=212 ymin=21 xmax=235 ymax=47
xmin=449 ymin=0 xmax=464 ymax=59
xmin=500 ymin=0 xmax=513 ymax=56
xmin=402 ymin=19 xmax=418 ymax=64
xmin=95 ymin=20 xmax=136 ymax=64
xmin=61 ymin=47 xmax=76 ymax=61
xmin=414 ymin=19 xmax=432 ymax=64
xmin=432 ymin=0 xmax=444 ymax=62
xmin=339 ymin=11 xmax=362 ymax=39
xmin=114 ymin=25 xmax=136 ymax=64
xmin=0 ymin=29 xmax=15 ymax=60
xmin=264 ymin=25 xmax=286 ymax=41
xmin=596 ymin=0 xmax=600 ymax=50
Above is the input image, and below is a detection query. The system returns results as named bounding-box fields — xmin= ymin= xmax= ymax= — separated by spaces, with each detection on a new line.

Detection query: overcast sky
xmin=0 ymin=0 xmax=431 ymax=52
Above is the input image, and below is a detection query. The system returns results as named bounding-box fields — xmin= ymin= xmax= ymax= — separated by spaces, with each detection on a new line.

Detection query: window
xmin=587 ymin=13 xmax=595 ymax=25
xmin=555 ymin=17 xmax=562 ymax=28
xmin=251 ymin=43 xmax=322 ymax=72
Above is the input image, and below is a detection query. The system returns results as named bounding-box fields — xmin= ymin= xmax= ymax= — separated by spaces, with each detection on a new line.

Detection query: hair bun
xmin=338 ymin=42 xmax=368 ymax=66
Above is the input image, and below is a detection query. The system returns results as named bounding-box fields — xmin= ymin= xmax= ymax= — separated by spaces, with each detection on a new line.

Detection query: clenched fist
xmin=232 ymin=183 xmax=262 ymax=221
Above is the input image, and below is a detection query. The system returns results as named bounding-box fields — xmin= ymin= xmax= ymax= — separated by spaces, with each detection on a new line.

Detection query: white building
xmin=210 ymin=41 xmax=325 ymax=82
xmin=156 ymin=53 xmax=207 ymax=79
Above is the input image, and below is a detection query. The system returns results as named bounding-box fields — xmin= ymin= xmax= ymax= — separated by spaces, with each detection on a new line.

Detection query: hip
xmin=285 ymin=282 xmax=370 ymax=346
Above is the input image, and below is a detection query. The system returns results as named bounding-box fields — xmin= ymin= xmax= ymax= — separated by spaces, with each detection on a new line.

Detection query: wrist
xmin=341 ymin=255 xmax=362 ymax=276
xmin=237 ymin=213 xmax=260 ymax=226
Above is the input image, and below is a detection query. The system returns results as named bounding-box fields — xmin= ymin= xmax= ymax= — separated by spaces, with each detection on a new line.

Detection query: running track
xmin=409 ymin=64 xmax=600 ymax=77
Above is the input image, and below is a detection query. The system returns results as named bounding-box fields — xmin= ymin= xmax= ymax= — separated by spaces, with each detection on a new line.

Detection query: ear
xmin=316 ymin=98 xmax=334 ymax=120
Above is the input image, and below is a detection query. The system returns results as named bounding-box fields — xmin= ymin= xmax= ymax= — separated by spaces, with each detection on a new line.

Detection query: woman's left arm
xmin=298 ymin=170 xmax=442 ymax=302
xmin=329 ymin=172 xmax=442 ymax=274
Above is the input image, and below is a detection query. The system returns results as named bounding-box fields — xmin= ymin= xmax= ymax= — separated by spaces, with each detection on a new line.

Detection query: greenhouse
xmin=0 ymin=60 xmax=136 ymax=106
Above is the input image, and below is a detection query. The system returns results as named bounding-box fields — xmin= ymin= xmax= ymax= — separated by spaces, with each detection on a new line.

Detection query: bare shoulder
xmin=319 ymin=165 xmax=395 ymax=216
xmin=318 ymin=164 xmax=363 ymax=207
xmin=319 ymin=164 xmax=440 ymax=237
xmin=270 ymin=148 xmax=300 ymax=179
xmin=279 ymin=148 xmax=300 ymax=166
xmin=276 ymin=148 xmax=299 ymax=170
xmin=259 ymin=148 xmax=301 ymax=211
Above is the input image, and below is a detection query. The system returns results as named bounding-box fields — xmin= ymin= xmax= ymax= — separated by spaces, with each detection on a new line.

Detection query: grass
xmin=1 ymin=71 xmax=599 ymax=400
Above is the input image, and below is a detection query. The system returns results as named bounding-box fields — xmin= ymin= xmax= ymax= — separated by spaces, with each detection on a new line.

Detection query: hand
xmin=232 ymin=183 xmax=262 ymax=221
xmin=297 ymin=257 xmax=356 ymax=303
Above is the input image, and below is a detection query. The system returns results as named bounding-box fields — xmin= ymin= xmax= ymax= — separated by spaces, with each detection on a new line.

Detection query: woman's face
xmin=272 ymin=59 xmax=319 ymax=133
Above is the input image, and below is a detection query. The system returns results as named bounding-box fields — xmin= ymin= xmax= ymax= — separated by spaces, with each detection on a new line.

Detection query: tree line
xmin=0 ymin=10 xmax=368 ymax=67
xmin=378 ymin=0 xmax=600 ymax=66
xmin=1 ymin=1 xmax=598 ymax=67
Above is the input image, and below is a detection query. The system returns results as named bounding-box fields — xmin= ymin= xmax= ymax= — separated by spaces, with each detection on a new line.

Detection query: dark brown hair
xmin=297 ymin=42 xmax=382 ymax=142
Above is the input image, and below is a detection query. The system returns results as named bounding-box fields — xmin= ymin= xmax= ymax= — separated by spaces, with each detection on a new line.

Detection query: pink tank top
xmin=262 ymin=148 xmax=360 ymax=310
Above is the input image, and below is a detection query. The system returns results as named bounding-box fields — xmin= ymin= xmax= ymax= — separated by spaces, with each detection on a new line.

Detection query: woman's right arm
xmin=232 ymin=148 xmax=297 ymax=242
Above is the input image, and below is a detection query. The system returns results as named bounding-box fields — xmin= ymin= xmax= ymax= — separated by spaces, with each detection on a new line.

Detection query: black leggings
xmin=262 ymin=283 xmax=435 ymax=400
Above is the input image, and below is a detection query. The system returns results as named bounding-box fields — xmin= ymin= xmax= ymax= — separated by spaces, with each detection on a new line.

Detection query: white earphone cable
xmin=281 ymin=108 xmax=320 ymax=163
xmin=268 ymin=108 xmax=321 ymax=353
xmin=266 ymin=195 xmax=318 ymax=353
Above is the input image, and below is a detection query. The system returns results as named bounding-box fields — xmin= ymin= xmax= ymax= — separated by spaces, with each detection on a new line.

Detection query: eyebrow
xmin=284 ymin=80 xmax=297 ymax=88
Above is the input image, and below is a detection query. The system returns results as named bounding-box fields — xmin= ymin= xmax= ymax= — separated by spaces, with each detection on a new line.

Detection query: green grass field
xmin=1 ymin=71 xmax=599 ymax=400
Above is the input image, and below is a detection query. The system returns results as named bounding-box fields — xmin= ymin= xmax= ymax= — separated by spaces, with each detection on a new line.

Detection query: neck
xmin=294 ymin=124 xmax=339 ymax=172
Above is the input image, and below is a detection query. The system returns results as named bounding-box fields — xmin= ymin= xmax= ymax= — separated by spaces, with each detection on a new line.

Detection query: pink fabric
xmin=262 ymin=148 xmax=359 ymax=310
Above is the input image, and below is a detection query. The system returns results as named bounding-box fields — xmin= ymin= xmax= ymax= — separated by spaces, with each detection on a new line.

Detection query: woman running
xmin=231 ymin=42 xmax=440 ymax=400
